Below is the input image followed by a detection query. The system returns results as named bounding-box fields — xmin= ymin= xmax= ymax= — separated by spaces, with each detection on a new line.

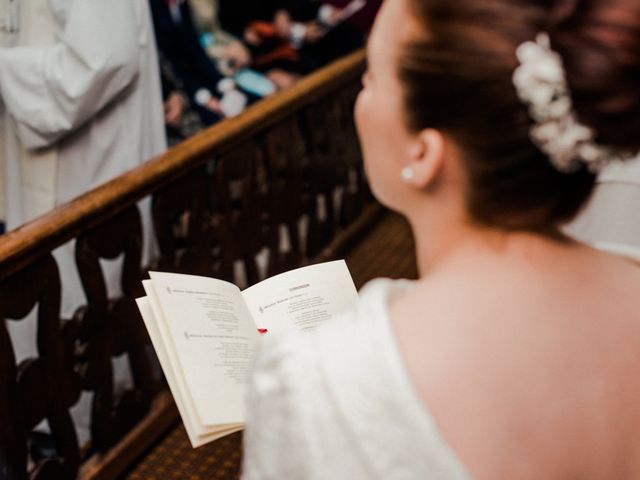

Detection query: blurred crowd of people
xmin=153 ymin=0 xmax=381 ymax=144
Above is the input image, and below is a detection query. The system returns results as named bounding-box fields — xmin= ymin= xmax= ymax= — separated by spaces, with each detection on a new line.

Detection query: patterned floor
xmin=123 ymin=211 xmax=417 ymax=480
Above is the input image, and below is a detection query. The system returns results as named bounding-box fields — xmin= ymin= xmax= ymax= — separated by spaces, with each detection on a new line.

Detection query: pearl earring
xmin=401 ymin=166 xmax=414 ymax=183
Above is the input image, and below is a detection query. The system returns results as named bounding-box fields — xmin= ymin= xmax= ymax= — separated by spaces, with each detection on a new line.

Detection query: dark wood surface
xmin=0 ymin=255 xmax=80 ymax=480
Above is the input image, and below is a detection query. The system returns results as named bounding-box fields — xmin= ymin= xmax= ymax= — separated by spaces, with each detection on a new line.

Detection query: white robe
xmin=0 ymin=0 xmax=166 ymax=227
xmin=0 ymin=0 xmax=167 ymax=444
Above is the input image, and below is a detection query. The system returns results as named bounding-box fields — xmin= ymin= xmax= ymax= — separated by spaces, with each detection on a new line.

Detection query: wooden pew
xmin=0 ymin=50 xmax=393 ymax=480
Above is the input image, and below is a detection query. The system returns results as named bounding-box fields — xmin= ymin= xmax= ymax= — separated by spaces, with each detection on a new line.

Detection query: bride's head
xmin=356 ymin=0 xmax=640 ymax=236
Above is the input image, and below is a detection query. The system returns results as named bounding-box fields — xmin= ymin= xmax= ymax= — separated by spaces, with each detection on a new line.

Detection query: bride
xmin=242 ymin=0 xmax=640 ymax=478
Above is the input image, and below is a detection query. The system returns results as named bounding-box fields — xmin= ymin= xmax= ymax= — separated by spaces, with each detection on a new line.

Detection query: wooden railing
xmin=0 ymin=50 xmax=372 ymax=480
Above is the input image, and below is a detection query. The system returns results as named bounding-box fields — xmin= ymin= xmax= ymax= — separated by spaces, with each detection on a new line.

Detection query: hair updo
xmin=398 ymin=0 xmax=640 ymax=233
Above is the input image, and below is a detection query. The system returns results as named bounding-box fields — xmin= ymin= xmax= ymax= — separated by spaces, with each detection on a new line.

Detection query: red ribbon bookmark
xmin=258 ymin=328 xmax=268 ymax=335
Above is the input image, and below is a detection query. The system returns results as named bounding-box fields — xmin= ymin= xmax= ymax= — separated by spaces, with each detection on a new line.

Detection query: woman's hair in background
xmin=398 ymin=0 xmax=640 ymax=233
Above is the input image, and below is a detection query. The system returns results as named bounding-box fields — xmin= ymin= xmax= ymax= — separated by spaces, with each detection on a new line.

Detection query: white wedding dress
xmin=242 ymin=279 xmax=471 ymax=479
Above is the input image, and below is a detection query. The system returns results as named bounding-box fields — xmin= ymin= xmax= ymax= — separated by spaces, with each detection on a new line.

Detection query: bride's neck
xmin=408 ymin=213 xmax=570 ymax=277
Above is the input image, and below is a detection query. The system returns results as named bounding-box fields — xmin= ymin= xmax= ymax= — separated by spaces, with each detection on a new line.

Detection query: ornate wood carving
xmin=72 ymin=207 xmax=157 ymax=451
xmin=303 ymin=98 xmax=344 ymax=257
xmin=210 ymin=141 xmax=264 ymax=287
xmin=152 ymin=167 xmax=212 ymax=276
xmin=263 ymin=117 xmax=307 ymax=276
xmin=336 ymin=85 xmax=367 ymax=226
xmin=0 ymin=255 xmax=81 ymax=480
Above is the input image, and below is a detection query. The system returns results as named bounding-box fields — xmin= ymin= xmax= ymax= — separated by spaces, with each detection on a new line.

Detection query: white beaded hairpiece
xmin=512 ymin=33 xmax=633 ymax=174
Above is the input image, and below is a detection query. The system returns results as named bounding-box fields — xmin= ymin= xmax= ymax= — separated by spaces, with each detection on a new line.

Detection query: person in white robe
xmin=0 ymin=0 xmax=167 ymax=444
xmin=0 ymin=0 xmax=166 ymax=229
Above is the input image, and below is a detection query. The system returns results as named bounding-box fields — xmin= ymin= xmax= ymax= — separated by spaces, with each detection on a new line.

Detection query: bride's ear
xmin=402 ymin=129 xmax=446 ymax=189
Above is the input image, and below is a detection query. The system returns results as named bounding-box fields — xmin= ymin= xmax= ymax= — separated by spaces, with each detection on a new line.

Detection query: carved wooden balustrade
xmin=0 ymin=51 xmax=371 ymax=480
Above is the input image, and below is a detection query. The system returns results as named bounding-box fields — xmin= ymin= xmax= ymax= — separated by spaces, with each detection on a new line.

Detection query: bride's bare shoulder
xmin=387 ymin=249 xmax=640 ymax=479
xmin=392 ymin=245 xmax=640 ymax=332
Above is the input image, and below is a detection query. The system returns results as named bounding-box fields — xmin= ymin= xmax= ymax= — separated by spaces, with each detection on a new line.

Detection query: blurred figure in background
xmin=261 ymin=0 xmax=365 ymax=85
xmin=566 ymin=159 xmax=640 ymax=264
xmin=320 ymin=0 xmax=382 ymax=36
xmin=219 ymin=0 xmax=366 ymax=89
xmin=189 ymin=0 xmax=277 ymax=108
xmin=149 ymin=0 xmax=228 ymax=125
xmin=160 ymin=51 xmax=205 ymax=145
xmin=189 ymin=0 xmax=252 ymax=76
xmin=217 ymin=0 xmax=277 ymax=41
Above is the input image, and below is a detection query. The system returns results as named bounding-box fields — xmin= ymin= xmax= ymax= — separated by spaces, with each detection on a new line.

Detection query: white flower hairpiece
xmin=512 ymin=33 xmax=630 ymax=174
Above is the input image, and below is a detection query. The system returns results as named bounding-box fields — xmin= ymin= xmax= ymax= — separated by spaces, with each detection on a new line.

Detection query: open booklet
xmin=136 ymin=260 xmax=358 ymax=448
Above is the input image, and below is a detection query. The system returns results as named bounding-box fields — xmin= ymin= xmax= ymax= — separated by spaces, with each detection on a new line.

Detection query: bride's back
xmin=391 ymin=238 xmax=640 ymax=479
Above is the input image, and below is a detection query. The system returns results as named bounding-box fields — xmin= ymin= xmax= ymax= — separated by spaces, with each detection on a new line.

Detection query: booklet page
xmin=137 ymin=296 xmax=244 ymax=447
xmin=241 ymin=260 xmax=358 ymax=335
xmin=147 ymin=272 xmax=260 ymax=427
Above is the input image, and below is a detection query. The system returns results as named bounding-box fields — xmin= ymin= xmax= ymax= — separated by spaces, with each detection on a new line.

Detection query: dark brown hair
xmin=398 ymin=0 xmax=640 ymax=233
